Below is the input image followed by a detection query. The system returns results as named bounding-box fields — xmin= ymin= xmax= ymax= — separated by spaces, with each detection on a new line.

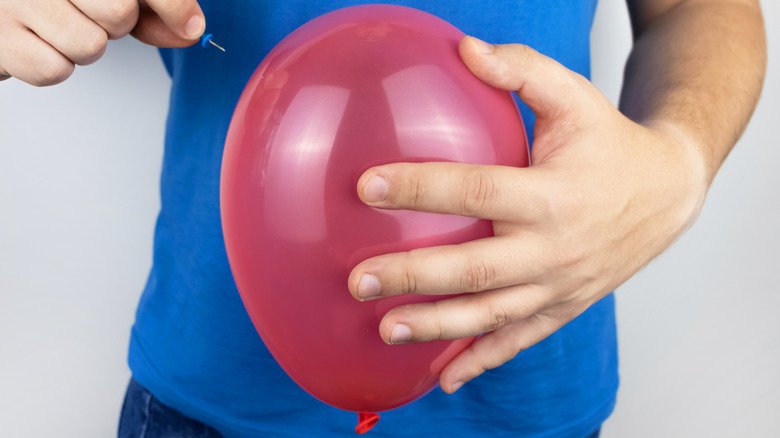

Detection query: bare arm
xmin=622 ymin=0 xmax=767 ymax=182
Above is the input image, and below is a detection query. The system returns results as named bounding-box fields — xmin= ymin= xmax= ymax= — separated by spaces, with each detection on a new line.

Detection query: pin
xmin=201 ymin=34 xmax=226 ymax=53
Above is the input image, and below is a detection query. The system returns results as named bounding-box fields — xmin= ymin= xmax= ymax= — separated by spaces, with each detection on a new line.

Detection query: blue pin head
xmin=201 ymin=34 xmax=214 ymax=48
xmin=200 ymin=34 xmax=226 ymax=52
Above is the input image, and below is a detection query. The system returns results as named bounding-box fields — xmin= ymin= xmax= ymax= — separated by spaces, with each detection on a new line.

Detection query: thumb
xmin=458 ymin=36 xmax=595 ymax=119
xmin=132 ymin=0 xmax=205 ymax=48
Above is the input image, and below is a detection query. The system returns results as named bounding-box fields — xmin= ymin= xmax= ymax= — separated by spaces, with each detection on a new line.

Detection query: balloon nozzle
xmin=355 ymin=412 xmax=380 ymax=434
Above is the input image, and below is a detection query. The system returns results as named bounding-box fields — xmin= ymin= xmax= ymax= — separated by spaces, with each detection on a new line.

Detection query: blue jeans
xmin=119 ymin=378 xmax=602 ymax=437
xmin=119 ymin=379 xmax=222 ymax=438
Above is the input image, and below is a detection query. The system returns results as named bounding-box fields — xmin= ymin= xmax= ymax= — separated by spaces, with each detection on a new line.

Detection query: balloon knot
xmin=355 ymin=412 xmax=380 ymax=434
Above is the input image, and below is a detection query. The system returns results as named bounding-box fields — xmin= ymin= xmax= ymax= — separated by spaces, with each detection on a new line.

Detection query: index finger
xmin=141 ymin=0 xmax=205 ymax=41
xmin=357 ymin=162 xmax=549 ymax=222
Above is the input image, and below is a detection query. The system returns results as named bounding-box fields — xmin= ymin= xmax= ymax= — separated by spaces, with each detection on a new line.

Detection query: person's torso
xmin=128 ymin=1 xmax=618 ymax=437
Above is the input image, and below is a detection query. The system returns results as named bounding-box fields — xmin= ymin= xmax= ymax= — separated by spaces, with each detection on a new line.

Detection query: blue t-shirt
xmin=128 ymin=1 xmax=618 ymax=436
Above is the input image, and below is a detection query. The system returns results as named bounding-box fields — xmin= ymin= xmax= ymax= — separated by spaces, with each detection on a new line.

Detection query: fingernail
xmin=450 ymin=381 xmax=464 ymax=393
xmin=357 ymin=274 xmax=380 ymax=299
xmin=469 ymin=36 xmax=494 ymax=54
xmin=389 ymin=323 xmax=412 ymax=344
xmin=184 ymin=15 xmax=205 ymax=39
xmin=363 ymin=175 xmax=387 ymax=202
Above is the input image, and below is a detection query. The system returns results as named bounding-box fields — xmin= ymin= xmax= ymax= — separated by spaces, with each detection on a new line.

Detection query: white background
xmin=1 ymin=1 xmax=778 ymax=436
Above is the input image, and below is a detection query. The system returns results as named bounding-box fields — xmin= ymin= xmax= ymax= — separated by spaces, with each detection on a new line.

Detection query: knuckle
xmin=486 ymin=350 xmax=518 ymax=371
xmin=484 ymin=302 xmax=511 ymax=333
xmin=400 ymin=252 xmax=419 ymax=294
xmin=551 ymin=244 xmax=586 ymax=270
xmin=515 ymin=43 xmax=535 ymax=59
xmin=79 ymin=30 xmax=108 ymax=64
xmin=103 ymin=0 xmax=139 ymax=36
xmin=507 ymin=43 xmax=536 ymax=66
xmin=35 ymin=60 xmax=74 ymax=86
xmin=501 ymin=345 xmax=525 ymax=366
xmin=151 ymin=0 xmax=185 ymax=19
xmin=507 ymin=42 xmax=530 ymax=55
xmin=460 ymin=259 xmax=496 ymax=293
xmin=566 ymin=72 xmax=600 ymax=109
xmin=569 ymin=70 xmax=592 ymax=89
xmin=472 ymin=342 xmax=524 ymax=376
xmin=461 ymin=169 xmax=496 ymax=216
xmin=404 ymin=170 xmax=425 ymax=208
xmin=403 ymin=270 xmax=418 ymax=294
xmin=536 ymin=191 xmax=558 ymax=221
xmin=429 ymin=302 xmax=445 ymax=340
xmin=549 ymin=185 xmax=586 ymax=221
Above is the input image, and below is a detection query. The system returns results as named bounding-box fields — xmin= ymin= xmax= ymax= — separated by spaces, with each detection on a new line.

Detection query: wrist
xmin=640 ymin=119 xmax=712 ymax=232
xmin=647 ymin=118 xmax=714 ymax=180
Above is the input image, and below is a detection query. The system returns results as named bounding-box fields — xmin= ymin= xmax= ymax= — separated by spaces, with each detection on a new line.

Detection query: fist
xmin=0 ymin=0 xmax=206 ymax=86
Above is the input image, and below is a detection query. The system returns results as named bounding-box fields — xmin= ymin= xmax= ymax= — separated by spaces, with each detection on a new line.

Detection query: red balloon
xmin=221 ymin=5 xmax=529 ymax=413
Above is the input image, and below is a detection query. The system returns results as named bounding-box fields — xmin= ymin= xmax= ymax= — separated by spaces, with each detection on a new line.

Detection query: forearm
xmin=620 ymin=0 xmax=767 ymax=183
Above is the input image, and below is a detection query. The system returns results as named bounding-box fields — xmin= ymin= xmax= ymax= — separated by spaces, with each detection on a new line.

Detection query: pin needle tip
xmin=208 ymin=39 xmax=227 ymax=52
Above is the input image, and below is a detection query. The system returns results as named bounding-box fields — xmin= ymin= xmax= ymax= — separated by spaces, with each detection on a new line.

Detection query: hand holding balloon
xmin=349 ymin=36 xmax=710 ymax=393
